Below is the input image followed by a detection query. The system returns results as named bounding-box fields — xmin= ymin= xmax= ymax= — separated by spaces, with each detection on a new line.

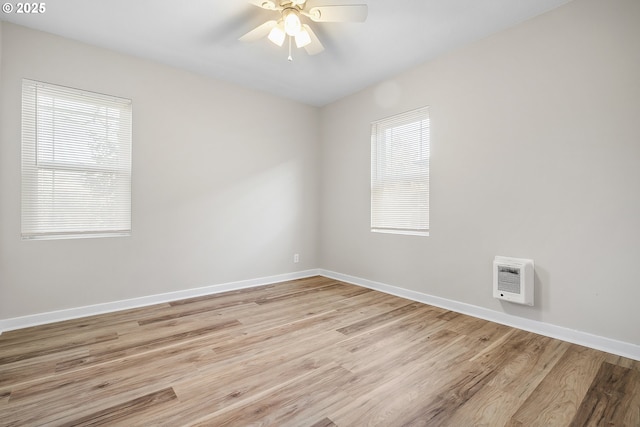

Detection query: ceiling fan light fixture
xmin=241 ymin=0 xmax=368 ymax=60
xmin=295 ymin=28 xmax=311 ymax=48
xmin=283 ymin=8 xmax=302 ymax=36
xmin=267 ymin=23 xmax=286 ymax=46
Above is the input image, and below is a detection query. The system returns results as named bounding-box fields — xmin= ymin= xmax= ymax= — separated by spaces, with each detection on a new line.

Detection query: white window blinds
xmin=21 ymin=79 xmax=132 ymax=240
xmin=371 ymin=107 xmax=429 ymax=236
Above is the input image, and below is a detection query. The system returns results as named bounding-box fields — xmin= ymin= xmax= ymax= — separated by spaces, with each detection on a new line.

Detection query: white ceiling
xmin=2 ymin=0 xmax=572 ymax=106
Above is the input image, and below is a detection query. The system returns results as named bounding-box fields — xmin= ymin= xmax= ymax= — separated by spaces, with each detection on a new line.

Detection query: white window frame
xmin=371 ymin=107 xmax=430 ymax=236
xmin=21 ymin=79 xmax=132 ymax=240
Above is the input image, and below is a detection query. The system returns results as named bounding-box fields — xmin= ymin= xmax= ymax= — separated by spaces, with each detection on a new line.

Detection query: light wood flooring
xmin=1 ymin=276 xmax=638 ymax=426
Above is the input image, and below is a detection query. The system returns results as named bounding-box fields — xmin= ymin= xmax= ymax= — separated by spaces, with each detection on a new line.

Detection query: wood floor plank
xmin=336 ymin=301 xmax=424 ymax=336
xmin=59 ymin=387 xmax=177 ymax=427
xmin=445 ymin=337 xmax=570 ymax=426
xmin=168 ymin=276 xmax=334 ymax=307
xmin=0 ymin=276 xmax=638 ymax=426
xmin=569 ymin=362 xmax=640 ymax=427
xmin=375 ymin=331 xmax=552 ymax=426
xmin=189 ymin=363 xmax=355 ymax=426
xmin=449 ymin=315 xmax=514 ymax=350
xmin=330 ymin=337 xmax=477 ymax=426
xmin=309 ymin=417 xmax=338 ymax=427
xmin=0 ymin=348 xmax=86 ymax=388
xmin=221 ymin=287 xmax=410 ymax=337
xmin=254 ymin=282 xmax=354 ymax=305
xmin=0 ymin=390 xmax=10 ymax=406
xmin=507 ymin=344 xmax=609 ymax=426
xmin=145 ymin=339 xmax=346 ymax=425
xmin=0 ymin=332 xmax=119 ymax=365
xmin=230 ymin=294 xmax=349 ymax=334
xmin=604 ymin=352 xmax=640 ymax=372
xmin=336 ymin=328 xmax=469 ymax=411
xmin=137 ymin=298 xmax=247 ymax=326
xmin=488 ymin=338 xmax=570 ymax=394
xmin=1 ymin=338 xmax=215 ymax=425
xmin=334 ymin=307 xmax=453 ymax=376
xmin=443 ymin=385 xmax=522 ymax=427
xmin=55 ymin=319 xmax=241 ymax=373
xmin=392 ymin=332 xmax=548 ymax=426
xmin=0 ymin=305 xmax=169 ymax=345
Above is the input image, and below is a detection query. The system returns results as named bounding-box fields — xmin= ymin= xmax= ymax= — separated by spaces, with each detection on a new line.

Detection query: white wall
xmin=319 ymin=0 xmax=640 ymax=345
xmin=0 ymin=23 xmax=319 ymax=319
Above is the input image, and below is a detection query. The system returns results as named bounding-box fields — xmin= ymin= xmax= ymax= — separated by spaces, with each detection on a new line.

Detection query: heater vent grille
xmin=493 ymin=256 xmax=534 ymax=306
xmin=497 ymin=266 xmax=521 ymax=294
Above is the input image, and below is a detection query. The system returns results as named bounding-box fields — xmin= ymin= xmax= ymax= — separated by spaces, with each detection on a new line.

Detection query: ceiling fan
xmin=239 ymin=0 xmax=368 ymax=60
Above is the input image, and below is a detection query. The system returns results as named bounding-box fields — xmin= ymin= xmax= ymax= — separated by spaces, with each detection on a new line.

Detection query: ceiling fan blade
xmin=248 ymin=0 xmax=280 ymax=11
xmin=302 ymin=24 xmax=324 ymax=55
xmin=305 ymin=5 xmax=368 ymax=23
xmin=239 ymin=20 xmax=277 ymax=42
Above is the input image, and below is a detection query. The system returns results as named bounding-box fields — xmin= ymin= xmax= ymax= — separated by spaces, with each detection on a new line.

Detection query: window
xmin=371 ymin=107 xmax=429 ymax=236
xmin=21 ymin=79 xmax=132 ymax=240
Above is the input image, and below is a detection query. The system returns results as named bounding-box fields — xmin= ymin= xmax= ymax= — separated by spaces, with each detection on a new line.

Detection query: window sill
xmin=371 ymin=229 xmax=429 ymax=237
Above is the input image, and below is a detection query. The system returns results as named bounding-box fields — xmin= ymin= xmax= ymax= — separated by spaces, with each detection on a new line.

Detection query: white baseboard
xmin=2 ymin=268 xmax=638 ymax=361
xmin=320 ymin=269 xmax=640 ymax=362
xmin=0 ymin=269 xmax=321 ymax=334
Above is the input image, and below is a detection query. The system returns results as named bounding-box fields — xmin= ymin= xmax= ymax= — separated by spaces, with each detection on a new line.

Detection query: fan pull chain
xmin=288 ymin=36 xmax=293 ymax=62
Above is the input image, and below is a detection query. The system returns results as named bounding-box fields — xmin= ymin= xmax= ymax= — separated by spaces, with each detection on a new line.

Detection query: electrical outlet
xmin=293 ymin=253 xmax=299 ymax=263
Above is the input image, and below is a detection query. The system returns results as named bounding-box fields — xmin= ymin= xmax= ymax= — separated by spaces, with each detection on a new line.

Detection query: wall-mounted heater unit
xmin=493 ymin=256 xmax=534 ymax=306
